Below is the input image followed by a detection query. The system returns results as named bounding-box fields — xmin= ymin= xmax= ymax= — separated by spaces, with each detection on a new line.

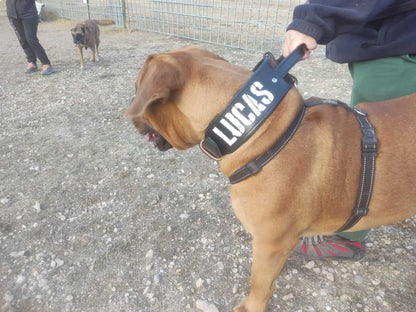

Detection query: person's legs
xmin=337 ymin=230 xmax=369 ymax=242
xmin=21 ymin=17 xmax=51 ymax=66
xmin=349 ymin=55 xmax=416 ymax=107
xmin=295 ymin=55 xmax=416 ymax=261
xmin=8 ymin=17 xmax=37 ymax=65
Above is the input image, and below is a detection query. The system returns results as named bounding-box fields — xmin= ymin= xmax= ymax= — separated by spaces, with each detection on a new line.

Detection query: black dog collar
xmin=200 ymin=45 xmax=306 ymax=160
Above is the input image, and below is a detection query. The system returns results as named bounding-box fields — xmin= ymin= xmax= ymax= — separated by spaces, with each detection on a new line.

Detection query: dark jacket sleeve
xmin=7 ymin=0 xmax=38 ymax=19
xmin=287 ymin=0 xmax=399 ymax=44
xmin=287 ymin=0 xmax=416 ymax=63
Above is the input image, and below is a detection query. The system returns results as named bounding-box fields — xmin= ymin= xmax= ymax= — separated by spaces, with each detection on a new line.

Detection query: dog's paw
xmin=233 ymin=303 xmax=249 ymax=312
xmin=233 ymin=298 xmax=267 ymax=312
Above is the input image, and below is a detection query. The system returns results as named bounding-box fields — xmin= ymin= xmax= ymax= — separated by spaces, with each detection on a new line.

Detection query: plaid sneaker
xmin=294 ymin=235 xmax=366 ymax=261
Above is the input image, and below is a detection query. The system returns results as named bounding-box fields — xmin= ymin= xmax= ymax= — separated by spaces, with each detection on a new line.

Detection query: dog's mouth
xmin=143 ymin=130 xmax=173 ymax=151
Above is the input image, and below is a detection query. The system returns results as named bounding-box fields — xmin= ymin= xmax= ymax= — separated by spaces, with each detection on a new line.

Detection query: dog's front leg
xmin=234 ymin=236 xmax=298 ymax=312
xmin=95 ymin=44 xmax=100 ymax=61
xmin=91 ymin=46 xmax=96 ymax=62
xmin=78 ymin=46 xmax=84 ymax=69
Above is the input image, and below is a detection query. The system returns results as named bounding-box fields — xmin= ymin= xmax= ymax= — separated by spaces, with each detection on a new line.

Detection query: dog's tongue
xmin=145 ymin=132 xmax=159 ymax=143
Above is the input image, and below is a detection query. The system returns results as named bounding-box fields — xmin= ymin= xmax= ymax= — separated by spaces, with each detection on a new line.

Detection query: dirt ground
xmin=1 ymin=8 xmax=415 ymax=312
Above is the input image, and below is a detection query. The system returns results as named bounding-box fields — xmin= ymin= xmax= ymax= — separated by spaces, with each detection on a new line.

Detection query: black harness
xmin=200 ymin=46 xmax=378 ymax=232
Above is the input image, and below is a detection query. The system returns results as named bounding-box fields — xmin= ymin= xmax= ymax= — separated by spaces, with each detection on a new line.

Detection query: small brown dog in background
xmin=71 ymin=19 xmax=111 ymax=69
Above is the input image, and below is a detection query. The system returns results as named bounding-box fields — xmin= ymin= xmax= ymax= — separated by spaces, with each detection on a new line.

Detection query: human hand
xmin=283 ymin=30 xmax=318 ymax=59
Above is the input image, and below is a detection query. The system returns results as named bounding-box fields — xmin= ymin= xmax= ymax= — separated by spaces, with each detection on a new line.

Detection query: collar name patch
xmin=212 ymin=81 xmax=275 ymax=146
xmin=200 ymin=45 xmax=305 ymax=159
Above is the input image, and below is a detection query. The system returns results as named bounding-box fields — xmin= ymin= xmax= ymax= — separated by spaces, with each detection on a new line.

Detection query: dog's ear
xmin=124 ymin=54 xmax=184 ymax=119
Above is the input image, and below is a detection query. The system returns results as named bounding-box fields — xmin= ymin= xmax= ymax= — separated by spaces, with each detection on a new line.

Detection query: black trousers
xmin=9 ymin=17 xmax=51 ymax=66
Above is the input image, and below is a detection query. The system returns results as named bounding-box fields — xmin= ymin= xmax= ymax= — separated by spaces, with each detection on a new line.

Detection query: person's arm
xmin=283 ymin=0 xmax=397 ymax=57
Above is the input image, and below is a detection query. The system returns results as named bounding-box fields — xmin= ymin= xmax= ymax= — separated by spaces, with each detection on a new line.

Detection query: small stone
xmin=282 ymin=293 xmax=294 ymax=301
xmin=10 ymin=250 xmax=25 ymax=258
xmin=145 ymin=250 xmax=154 ymax=259
xmin=340 ymin=295 xmax=350 ymax=302
xmin=180 ymin=213 xmax=189 ymax=219
xmin=16 ymin=275 xmax=26 ymax=284
xmin=326 ymin=272 xmax=334 ymax=282
xmin=1 ymin=198 xmax=9 ymax=204
xmin=65 ymin=295 xmax=73 ymax=302
xmin=304 ymin=261 xmax=315 ymax=269
xmin=371 ymin=279 xmax=381 ymax=286
xmin=394 ymin=248 xmax=404 ymax=254
xmin=38 ymin=278 xmax=48 ymax=288
xmin=34 ymin=201 xmax=41 ymax=212
xmin=153 ymin=273 xmax=162 ymax=284
xmin=56 ymin=259 xmax=64 ymax=267
xmin=196 ymin=278 xmax=204 ymax=288
xmin=4 ymin=292 xmax=13 ymax=302
xmin=320 ymin=289 xmax=328 ymax=296
xmin=355 ymin=275 xmax=364 ymax=284
xmin=232 ymin=284 xmax=238 ymax=294
xmin=196 ymin=299 xmax=219 ymax=312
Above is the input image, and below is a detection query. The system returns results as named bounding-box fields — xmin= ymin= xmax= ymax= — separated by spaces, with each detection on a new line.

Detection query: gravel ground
xmin=0 ymin=8 xmax=415 ymax=312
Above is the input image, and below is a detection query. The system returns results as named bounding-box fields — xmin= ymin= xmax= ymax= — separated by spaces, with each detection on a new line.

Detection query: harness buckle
xmin=245 ymin=160 xmax=262 ymax=175
xmin=354 ymin=108 xmax=367 ymax=116
xmin=362 ymin=129 xmax=378 ymax=154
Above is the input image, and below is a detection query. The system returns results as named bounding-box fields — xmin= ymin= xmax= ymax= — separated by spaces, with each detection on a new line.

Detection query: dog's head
xmin=125 ymin=46 xmax=248 ymax=152
xmin=71 ymin=25 xmax=85 ymax=46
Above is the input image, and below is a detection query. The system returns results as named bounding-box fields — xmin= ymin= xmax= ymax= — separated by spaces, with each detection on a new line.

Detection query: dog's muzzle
xmin=73 ymin=34 xmax=85 ymax=45
xmin=140 ymin=127 xmax=173 ymax=151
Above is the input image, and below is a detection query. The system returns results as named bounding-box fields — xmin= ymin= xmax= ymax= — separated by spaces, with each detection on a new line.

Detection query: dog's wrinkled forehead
xmin=71 ymin=26 xmax=85 ymax=36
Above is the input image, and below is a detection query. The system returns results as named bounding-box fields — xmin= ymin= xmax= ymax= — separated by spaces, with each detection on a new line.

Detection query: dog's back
xmin=83 ymin=20 xmax=100 ymax=48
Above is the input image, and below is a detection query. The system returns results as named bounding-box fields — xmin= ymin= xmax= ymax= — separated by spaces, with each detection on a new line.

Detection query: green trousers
xmin=337 ymin=54 xmax=416 ymax=242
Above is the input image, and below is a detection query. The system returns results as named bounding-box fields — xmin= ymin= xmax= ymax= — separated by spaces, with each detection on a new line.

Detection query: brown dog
xmin=71 ymin=20 xmax=100 ymax=68
xmin=125 ymin=46 xmax=416 ymax=312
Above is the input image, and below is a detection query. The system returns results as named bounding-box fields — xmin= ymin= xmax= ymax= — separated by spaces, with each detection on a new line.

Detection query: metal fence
xmin=41 ymin=0 xmax=302 ymax=53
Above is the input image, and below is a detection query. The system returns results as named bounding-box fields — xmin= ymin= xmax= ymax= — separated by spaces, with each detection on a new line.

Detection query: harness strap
xmin=229 ymin=99 xmax=378 ymax=232
xmin=336 ymin=108 xmax=378 ymax=232
xmin=229 ymin=105 xmax=306 ymax=184
xmin=300 ymin=100 xmax=378 ymax=232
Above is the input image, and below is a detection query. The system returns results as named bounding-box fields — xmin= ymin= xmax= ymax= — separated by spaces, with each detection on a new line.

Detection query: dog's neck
xmin=218 ymin=87 xmax=304 ymax=176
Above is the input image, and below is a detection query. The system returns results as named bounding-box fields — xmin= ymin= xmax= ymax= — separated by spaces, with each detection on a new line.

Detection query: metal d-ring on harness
xmin=200 ymin=46 xmax=378 ymax=232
